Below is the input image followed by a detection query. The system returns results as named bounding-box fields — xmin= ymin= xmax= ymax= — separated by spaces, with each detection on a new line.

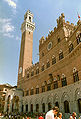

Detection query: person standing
xmin=38 ymin=114 xmax=44 ymax=119
xmin=45 ymin=106 xmax=59 ymax=119
xmin=58 ymin=112 xmax=62 ymax=119
xmin=69 ymin=112 xmax=77 ymax=119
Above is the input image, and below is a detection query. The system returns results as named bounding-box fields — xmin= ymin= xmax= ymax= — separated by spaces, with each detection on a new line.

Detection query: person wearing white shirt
xmin=45 ymin=106 xmax=59 ymax=119
xmin=58 ymin=112 xmax=62 ymax=119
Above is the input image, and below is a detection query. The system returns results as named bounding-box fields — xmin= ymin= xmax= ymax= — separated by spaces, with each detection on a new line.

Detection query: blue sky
xmin=0 ymin=0 xmax=81 ymax=86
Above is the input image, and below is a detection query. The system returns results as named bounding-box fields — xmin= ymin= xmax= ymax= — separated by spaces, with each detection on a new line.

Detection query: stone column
xmin=9 ymin=101 xmax=12 ymax=113
xmin=60 ymin=102 xmax=64 ymax=113
xmin=4 ymin=101 xmax=7 ymax=113
xmin=19 ymin=101 xmax=22 ymax=113
xmin=69 ymin=101 xmax=73 ymax=113
xmin=28 ymin=103 xmax=30 ymax=112
xmin=74 ymin=100 xmax=78 ymax=113
xmin=39 ymin=103 xmax=42 ymax=113
xmin=33 ymin=104 xmax=36 ymax=113
xmin=14 ymin=102 xmax=16 ymax=110
xmin=24 ymin=105 xmax=26 ymax=113
xmin=45 ymin=103 xmax=48 ymax=112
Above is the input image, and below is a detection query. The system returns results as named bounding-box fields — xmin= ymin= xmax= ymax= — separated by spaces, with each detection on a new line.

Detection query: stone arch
xmin=53 ymin=94 xmax=59 ymax=103
xmin=29 ymin=98 xmax=33 ymax=104
xmin=41 ymin=97 xmax=45 ymax=104
xmin=61 ymin=92 xmax=70 ymax=103
xmin=35 ymin=98 xmax=39 ymax=104
xmin=46 ymin=94 xmax=53 ymax=104
xmin=75 ymin=88 xmax=81 ymax=101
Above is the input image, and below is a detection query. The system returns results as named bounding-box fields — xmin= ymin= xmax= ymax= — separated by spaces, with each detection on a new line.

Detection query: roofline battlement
xmin=39 ymin=13 xmax=79 ymax=46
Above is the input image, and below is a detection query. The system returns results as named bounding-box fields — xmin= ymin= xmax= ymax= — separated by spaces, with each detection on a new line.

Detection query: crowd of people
xmin=45 ymin=106 xmax=81 ymax=119
xmin=0 ymin=106 xmax=81 ymax=119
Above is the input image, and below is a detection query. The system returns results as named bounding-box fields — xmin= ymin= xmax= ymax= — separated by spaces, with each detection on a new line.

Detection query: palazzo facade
xmin=4 ymin=10 xmax=81 ymax=118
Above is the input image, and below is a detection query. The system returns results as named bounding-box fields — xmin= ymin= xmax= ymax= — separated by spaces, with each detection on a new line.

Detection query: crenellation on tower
xmin=77 ymin=20 xmax=81 ymax=25
xmin=57 ymin=13 xmax=65 ymax=27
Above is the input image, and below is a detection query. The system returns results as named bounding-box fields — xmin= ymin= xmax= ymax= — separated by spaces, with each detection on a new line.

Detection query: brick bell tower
xmin=18 ymin=10 xmax=35 ymax=81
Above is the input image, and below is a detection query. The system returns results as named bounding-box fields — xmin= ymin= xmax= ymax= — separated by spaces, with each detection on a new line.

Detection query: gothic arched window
xmin=36 ymin=104 xmax=39 ymax=112
xmin=55 ymin=102 xmax=59 ymax=108
xmin=73 ymin=71 xmax=79 ymax=82
xmin=46 ymin=61 xmax=50 ymax=68
xmin=54 ymin=81 xmax=58 ymax=89
xmin=41 ymin=64 xmax=44 ymax=71
xmin=47 ymin=84 xmax=51 ymax=91
xmin=64 ymin=101 xmax=70 ymax=113
xmin=61 ymin=74 xmax=67 ymax=87
xmin=52 ymin=56 xmax=56 ymax=65
xmin=59 ymin=50 xmax=64 ymax=60
xmin=78 ymin=99 xmax=81 ymax=113
xmin=26 ymin=104 xmax=28 ymax=112
xmin=31 ymin=71 xmax=34 ymax=76
xmin=76 ymin=33 xmax=81 ymax=44
xmin=42 ymin=86 xmax=45 ymax=92
xmin=48 ymin=102 xmax=51 ymax=111
xmin=30 ymin=88 xmax=34 ymax=95
xmin=26 ymin=90 xmax=29 ymax=96
xmin=36 ymin=88 xmax=39 ymax=94
xmin=69 ymin=42 xmax=74 ymax=53
xmin=42 ymin=103 xmax=45 ymax=112
xmin=27 ymin=73 xmax=29 ymax=78
xmin=36 ymin=68 xmax=39 ymax=74
xmin=31 ymin=104 xmax=33 ymax=113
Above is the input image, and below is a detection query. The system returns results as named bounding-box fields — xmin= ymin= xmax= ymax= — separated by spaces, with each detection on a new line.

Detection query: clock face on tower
xmin=19 ymin=67 xmax=22 ymax=74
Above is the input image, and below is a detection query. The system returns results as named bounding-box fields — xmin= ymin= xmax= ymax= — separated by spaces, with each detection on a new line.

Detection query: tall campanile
xmin=18 ymin=10 xmax=35 ymax=81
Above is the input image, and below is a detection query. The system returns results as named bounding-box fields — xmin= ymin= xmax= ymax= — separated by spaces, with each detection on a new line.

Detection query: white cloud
xmin=4 ymin=33 xmax=14 ymax=38
xmin=4 ymin=0 xmax=16 ymax=9
xmin=0 ymin=18 xmax=15 ymax=38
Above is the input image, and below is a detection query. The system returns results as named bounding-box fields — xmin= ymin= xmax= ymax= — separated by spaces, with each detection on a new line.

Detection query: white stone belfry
xmin=21 ymin=10 xmax=35 ymax=33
